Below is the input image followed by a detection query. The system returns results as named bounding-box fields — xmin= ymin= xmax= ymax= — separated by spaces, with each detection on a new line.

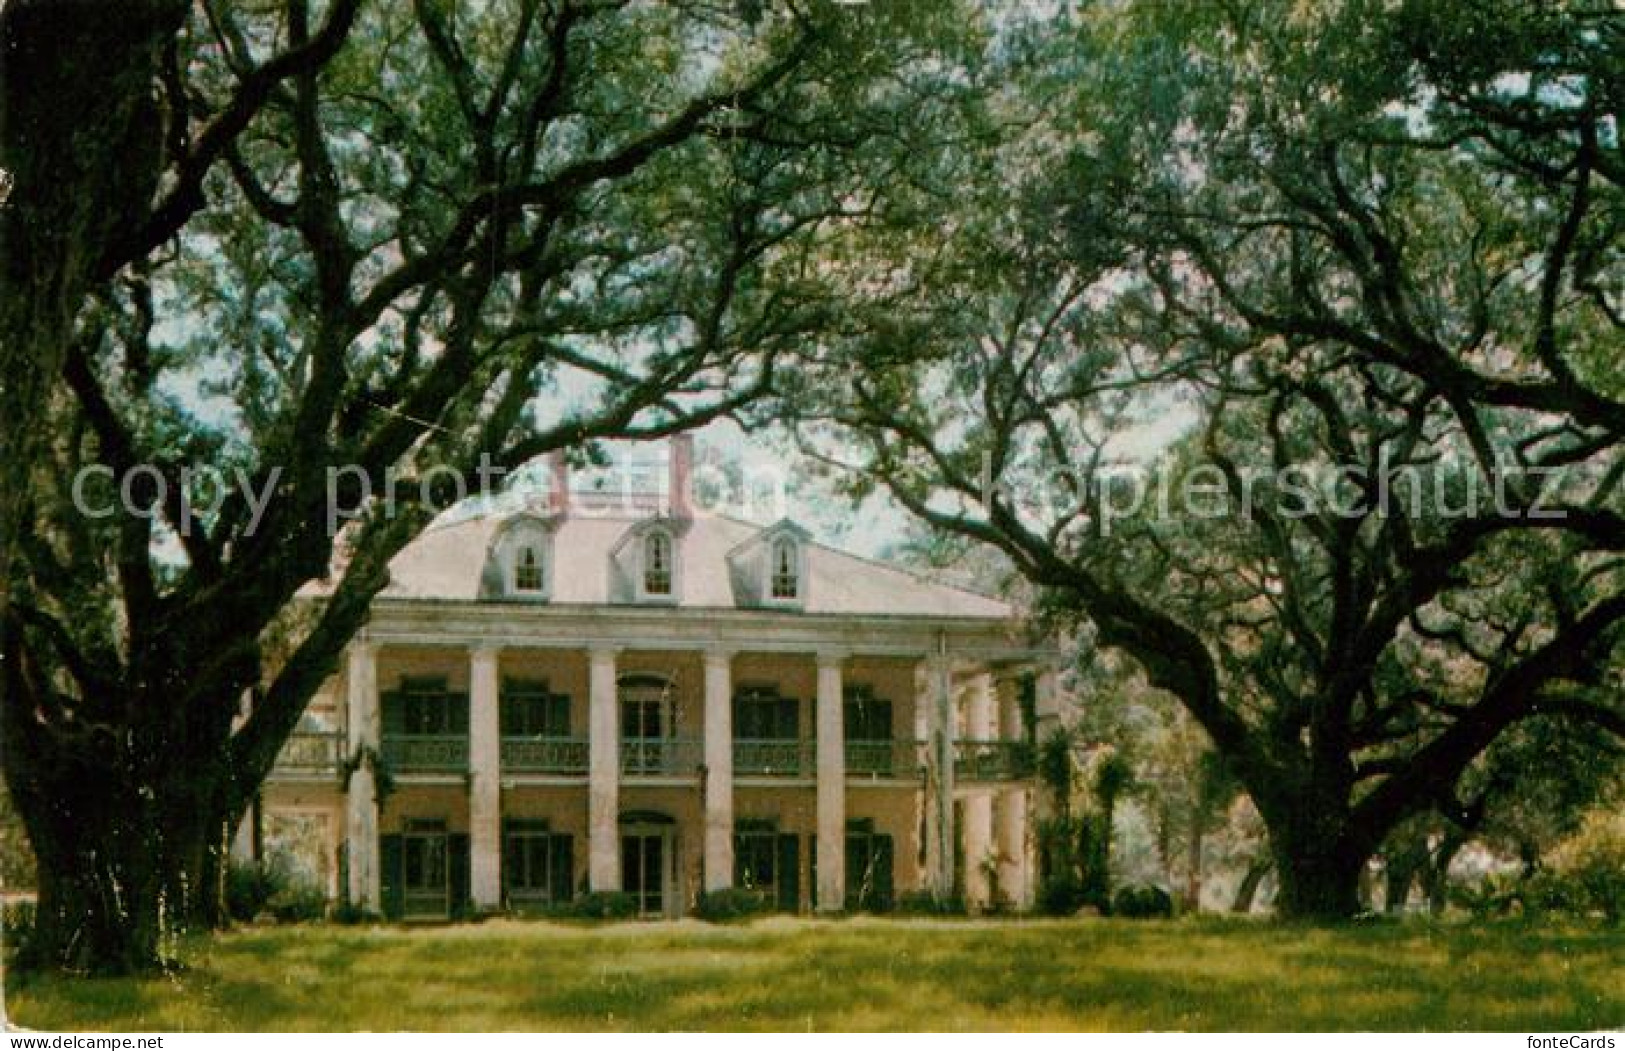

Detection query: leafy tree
xmin=785 ymin=0 xmax=1625 ymax=918
xmin=1 ymin=0 xmax=980 ymax=972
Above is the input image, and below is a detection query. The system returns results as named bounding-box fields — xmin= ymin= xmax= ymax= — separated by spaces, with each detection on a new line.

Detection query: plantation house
xmin=241 ymin=440 xmax=1059 ymax=919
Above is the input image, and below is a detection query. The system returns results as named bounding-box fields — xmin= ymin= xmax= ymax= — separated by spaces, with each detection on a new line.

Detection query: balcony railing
xmin=621 ymin=737 xmax=704 ymax=777
xmin=846 ymin=738 xmax=925 ymax=779
xmin=954 ymin=739 xmax=1034 ymax=782
xmin=381 ymin=734 xmax=469 ymax=773
xmin=272 ymin=730 xmax=344 ymax=776
xmin=502 ymin=736 xmax=590 ymax=775
xmin=734 ymin=738 xmax=814 ymax=777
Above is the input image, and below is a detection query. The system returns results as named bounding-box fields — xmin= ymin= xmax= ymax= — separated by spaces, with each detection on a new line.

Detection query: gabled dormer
xmin=608 ymin=516 xmax=689 ymax=605
xmin=727 ymin=519 xmax=812 ymax=610
xmin=479 ymin=514 xmax=559 ymax=601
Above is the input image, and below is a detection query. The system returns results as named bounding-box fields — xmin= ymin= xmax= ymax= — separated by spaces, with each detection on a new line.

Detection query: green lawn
xmin=6 ymin=916 xmax=1623 ymax=1032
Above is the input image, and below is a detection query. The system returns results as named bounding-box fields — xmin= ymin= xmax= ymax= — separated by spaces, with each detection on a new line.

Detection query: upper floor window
xmin=769 ymin=536 xmax=800 ymax=600
xmin=642 ymin=530 xmax=673 ymax=597
xmin=514 ymin=545 xmax=544 ymax=593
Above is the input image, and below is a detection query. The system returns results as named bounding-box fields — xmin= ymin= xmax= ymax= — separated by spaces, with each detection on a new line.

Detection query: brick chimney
xmin=670 ymin=435 xmax=693 ymax=519
xmin=549 ymin=449 xmax=570 ymax=516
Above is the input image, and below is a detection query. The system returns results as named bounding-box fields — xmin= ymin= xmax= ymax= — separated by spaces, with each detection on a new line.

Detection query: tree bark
xmin=1231 ymin=856 xmax=1272 ymax=913
xmin=1268 ymin=826 xmax=1366 ymax=921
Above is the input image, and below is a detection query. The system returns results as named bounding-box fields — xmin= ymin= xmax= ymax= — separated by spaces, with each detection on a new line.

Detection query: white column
xmin=345 ymin=640 xmax=381 ymax=911
xmin=469 ymin=645 xmax=502 ymax=911
xmin=588 ymin=646 xmax=621 ymax=891
xmin=815 ymin=651 xmax=846 ymax=912
xmin=703 ymin=648 xmax=735 ymax=892
xmin=929 ymin=653 xmax=955 ymax=899
xmin=993 ymin=674 xmax=1029 ymax=909
xmin=962 ymin=673 xmax=995 ymax=910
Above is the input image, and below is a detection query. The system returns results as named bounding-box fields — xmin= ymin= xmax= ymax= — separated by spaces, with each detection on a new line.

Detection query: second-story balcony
xmin=621 ymin=737 xmax=704 ymax=777
xmin=846 ymin=738 xmax=925 ymax=780
xmin=270 ymin=729 xmax=344 ymax=778
xmin=381 ymin=733 xmax=469 ymax=773
xmin=501 ymin=735 xmax=590 ymax=775
xmin=734 ymin=738 xmax=815 ymax=777
xmin=954 ymin=739 xmax=1034 ymax=782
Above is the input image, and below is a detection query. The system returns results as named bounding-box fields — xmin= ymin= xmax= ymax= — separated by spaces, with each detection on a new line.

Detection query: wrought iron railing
xmin=734 ymin=738 xmax=814 ymax=777
xmin=620 ymin=737 xmax=704 ymax=777
xmin=271 ymin=730 xmax=344 ymax=775
xmin=381 ymin=734 xmax=469 ymax=772
xmin=954 ymin=739 xmax=1034 ymax=781
xmin=846 ymin=738 xmax=925 ymax=779
xmin=501 ymin=736 xmax=590 ymax=774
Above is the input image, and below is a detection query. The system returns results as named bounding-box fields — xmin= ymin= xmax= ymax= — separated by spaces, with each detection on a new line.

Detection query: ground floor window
xmin=504 ymin=820 xmax=574 ymax=906
xmin=380 ymin=820 xmax=469 ymax=920
xmin=845 ymin=819 xmax=895 ymax=913
xmin=734 ymin=821 xmax=800 ymax=912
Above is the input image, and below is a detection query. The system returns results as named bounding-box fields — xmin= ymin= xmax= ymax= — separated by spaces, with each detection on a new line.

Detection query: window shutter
xmin=448 ymin=693 xmax=470 ymax=736
xmin=776 ymin=834 xmax=800 ymax=913
xmin=550 ymin=835 xmax=574 ymax=904
xmin=546 ymin=694 xmax=571 ymax=737
xmin=448 ymin=833 xmax=471 ymax=918
xmin=380 ymin=691 xmax=405 ymax=738
xmin=874 ymin=835 xmax=895 ymax=912
xmin=777 ymin=697 xmax=799 ymax=740
xmin=380 ymin=834 xmax=404 ymax=920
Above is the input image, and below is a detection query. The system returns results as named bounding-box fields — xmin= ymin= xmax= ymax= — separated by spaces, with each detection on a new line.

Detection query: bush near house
xmin=694 ymin=889 xmax=770 ymax=923
xmin=549 ymin=891 xmax=640 ymax=921
xmin=1113 ymin=885 xmax=1175 ymax=919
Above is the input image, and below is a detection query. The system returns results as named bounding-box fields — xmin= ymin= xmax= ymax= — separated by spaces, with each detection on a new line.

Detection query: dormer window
xmin=514 ymin=545 xmax=544 ymax=592
xmin=642 ymin=530 xmax=673 ymax=597
xmin=770 ymin=537 xmax=800 ymax=600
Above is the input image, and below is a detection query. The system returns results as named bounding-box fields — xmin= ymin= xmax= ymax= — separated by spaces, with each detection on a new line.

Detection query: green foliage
xmin=3 ymin=898 xmax=37 ymax=950
xmin=1547 ymin=810 xmax=1625 ymax=923
xmin=225 ymin=861 xmax=285 ymax=923
xmin=549 ymin=891 xmax=640 ymax=921
xmin=694 ymin=889 xmax=771 ymax=923
xmin=1112 ymin=884 xmax=1174 ymax=919
xmin=226 ymin=859 xmax=327 ymax=924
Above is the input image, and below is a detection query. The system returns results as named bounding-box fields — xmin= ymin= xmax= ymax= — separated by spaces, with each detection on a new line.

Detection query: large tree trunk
xmin=1267 ymin=819 xmax=1367 ymax=920
xmin=15 ymin=764 xmax=244 ymax=974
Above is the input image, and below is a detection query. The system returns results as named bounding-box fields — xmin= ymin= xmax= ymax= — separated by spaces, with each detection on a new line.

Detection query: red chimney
xmin=549 ymin=450 xmax=570 ymax=515
xmin=670 ymin=435 xmax=693 ymax=519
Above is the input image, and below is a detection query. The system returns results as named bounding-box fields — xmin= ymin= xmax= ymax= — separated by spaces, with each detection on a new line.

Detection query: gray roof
xmin=377 ymin=510 xmax=1013 ymax=619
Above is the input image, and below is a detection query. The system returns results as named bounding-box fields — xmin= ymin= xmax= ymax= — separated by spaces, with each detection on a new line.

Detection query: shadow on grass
xmin=7 ymin=917 xmax=1623 ymax=1031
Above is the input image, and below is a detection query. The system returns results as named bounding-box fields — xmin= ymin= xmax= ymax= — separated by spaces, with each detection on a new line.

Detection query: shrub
xmin=269 ymin=882 xmax=328 ymax=924
xmin=552 ymin=891 xmax=640 ymax=920
xmin=895 ymin=890 xmax=966 ymax=916
xmin=1038 ymin=875 xmax=1088 ymax=917
xmin=695 ymin=888 xmax=769 ymax=923
xmin=1112 ymin=884 xmax=1174 ymax=919
xmin=225 ymin=861 xmax=286 ymax=922
xmin=1549 ymin=810 xmax=1625 ymax=923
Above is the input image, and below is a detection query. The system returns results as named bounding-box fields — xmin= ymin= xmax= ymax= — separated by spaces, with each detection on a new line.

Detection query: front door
xmin=622 ymin=828 xmax=670 ymax=917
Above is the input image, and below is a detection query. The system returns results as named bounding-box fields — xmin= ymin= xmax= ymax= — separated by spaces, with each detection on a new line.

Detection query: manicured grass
xmin=6 ymin=916 xmax=1623 ymax=1031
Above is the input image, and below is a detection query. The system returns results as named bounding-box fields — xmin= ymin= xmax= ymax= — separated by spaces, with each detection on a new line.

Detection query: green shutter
xmin=874 ymin=835 xmax=895 ymax=912
xmin=448 ymin=693 xmax=470 ymax=735
xmin=380 ymin=834 xmax=404 ymax=920
xmin=449 ymin=832 xmax=471 ymax=918
xmin=550 ymin=835 xmax=574 ymax=904
xmin=777 ymin=834 xmax=800 ymax=913
xmin=777 ymin=697 xmax=799 ymax=739
xmin=380 ymin=691 xmax=405 ymax=738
